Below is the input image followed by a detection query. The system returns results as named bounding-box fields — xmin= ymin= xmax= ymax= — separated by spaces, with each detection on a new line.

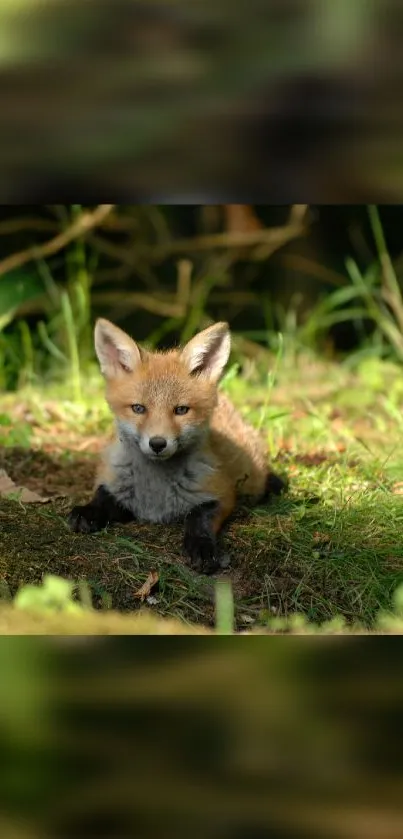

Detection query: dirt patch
xmin=0 ymin=442 xmax=398 ymax=630
xmin=0 ymin=446 xmax=295 ymax=627
xmin=0 ymin=446 xmax=96 ymax=499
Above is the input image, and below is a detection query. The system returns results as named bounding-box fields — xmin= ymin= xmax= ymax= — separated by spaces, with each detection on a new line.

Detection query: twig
xmin=92 ymin=290 xmax=259 ymax=319
xmin=288 ymin=205 xmax=309 ymax=225
xmin=176 ymin=260 xmax=192 ymax=311
xmin=0 ymin=205 xmax=114 ymax=278
xmin=95 ymin=215 xmax=141 ymax=232
xmin=88 ymin=234 xmax=134 ymax=264
xmin=92 ymin=292 xmax=184 ymax=319
xmin=91 ymin=222 xmax=305 ymax=267
xmin=280 ymin=254 xmax=347 ymax=288
xmin=151 ymin=223 xmax=305 ymax=260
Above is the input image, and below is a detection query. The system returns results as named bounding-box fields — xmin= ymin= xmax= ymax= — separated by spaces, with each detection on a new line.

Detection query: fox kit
xmin=68 ymin=319 xmax=284 ymax=573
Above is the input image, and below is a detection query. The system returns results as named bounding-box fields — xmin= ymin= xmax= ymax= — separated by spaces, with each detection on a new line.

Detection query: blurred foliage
xmin=2 ymin=204 xmax=403 ymax=393
xmin=1 ymin=604 xmax=403 ymax=835
xmin=6 ymin=574 xmax=403 ymax=635
xmin=1 ymin=1 xmax=403 ymax=199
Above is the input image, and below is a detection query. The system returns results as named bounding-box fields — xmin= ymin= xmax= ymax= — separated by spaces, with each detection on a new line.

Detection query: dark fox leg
xmin=262 ymin=470 xmax=287 ymax=500
xmin=183 ymin=500 xmax=223 ymax=575
xmin=68 ymin=485 xmax=134 ymax=534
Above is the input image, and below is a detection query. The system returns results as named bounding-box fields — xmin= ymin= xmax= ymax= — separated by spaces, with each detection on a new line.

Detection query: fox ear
xmin=181 ymin=322 xmax=231 ymax=380
xmin=94 ymin=319 xmax=142 ymax=378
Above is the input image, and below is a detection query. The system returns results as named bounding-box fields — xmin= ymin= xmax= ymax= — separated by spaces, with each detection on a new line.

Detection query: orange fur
xmin=94 ymin=318 xmax=280 ymax=532
xmin=69 ymin=318 xmax=285 ymax=574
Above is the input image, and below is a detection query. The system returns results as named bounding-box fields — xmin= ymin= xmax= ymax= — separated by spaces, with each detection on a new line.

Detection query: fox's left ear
xmin=181 ymin=322 xmax=231 ymax=381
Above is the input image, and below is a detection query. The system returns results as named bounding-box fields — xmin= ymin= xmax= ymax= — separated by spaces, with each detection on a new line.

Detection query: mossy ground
xmin=1 ymin=351 xmax=403 ymax=631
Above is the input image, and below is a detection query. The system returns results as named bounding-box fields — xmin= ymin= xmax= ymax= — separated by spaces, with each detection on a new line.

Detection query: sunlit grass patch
xmin=1 ymin=351 xmax=403 ymax=630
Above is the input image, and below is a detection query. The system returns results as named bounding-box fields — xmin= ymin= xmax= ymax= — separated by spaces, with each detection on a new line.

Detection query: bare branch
xmin=176 ymin=259 xmax=192 ymax=310
xmin=152 ymin=223 xmax=305 ymax=260
xmin=91 ymin=222 xmax=306 ymax=269
xmin=280 ymin=254 xmax=347 ymax=288
xmin=92 ymin=291 xmax=184 ymax=319
xmin=288 ymin=205 xmax=309 ymax=225
xmin=0 ymin=205 xmax=115 ymax=278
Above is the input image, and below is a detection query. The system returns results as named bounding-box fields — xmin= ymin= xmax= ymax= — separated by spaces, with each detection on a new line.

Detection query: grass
xmin=2 ymin=205 xmax=403 ymax=631
xmin=1 ymin=348 xmax=403 ymax=633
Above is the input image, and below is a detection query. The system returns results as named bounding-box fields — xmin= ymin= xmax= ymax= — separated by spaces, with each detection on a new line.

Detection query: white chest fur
xmin=104 ymin=438 xmax=216 ymax=523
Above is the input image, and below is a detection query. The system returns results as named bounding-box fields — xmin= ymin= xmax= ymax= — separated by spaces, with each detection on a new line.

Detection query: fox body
xmin=68 ymin=319 xmax=284 ymax=573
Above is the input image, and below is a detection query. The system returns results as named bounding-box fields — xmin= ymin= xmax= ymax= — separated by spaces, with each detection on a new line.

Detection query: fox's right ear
xmin=94 ymin=319 xmax=142 ymax=378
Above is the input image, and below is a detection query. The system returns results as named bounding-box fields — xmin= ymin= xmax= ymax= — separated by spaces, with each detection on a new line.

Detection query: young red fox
xmin=68 ymin=319 xmax=285 ymax=573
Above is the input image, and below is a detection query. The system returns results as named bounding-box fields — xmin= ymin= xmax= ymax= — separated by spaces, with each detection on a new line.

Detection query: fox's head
xmin=94 ymin=318 xmax=231 ymax=461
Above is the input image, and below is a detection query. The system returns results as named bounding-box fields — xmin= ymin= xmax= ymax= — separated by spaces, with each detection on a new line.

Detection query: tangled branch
xmin=0 ymin=205 xmax=115 ymax=278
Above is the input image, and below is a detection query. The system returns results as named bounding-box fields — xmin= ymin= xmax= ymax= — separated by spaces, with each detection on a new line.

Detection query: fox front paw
xmin=264 ymin=471 xmax=288 ymax=497
xmin=68 ymin=504 xmax=107 ymax=534
xmin=183 ymin=532 xmax=220 ymax=575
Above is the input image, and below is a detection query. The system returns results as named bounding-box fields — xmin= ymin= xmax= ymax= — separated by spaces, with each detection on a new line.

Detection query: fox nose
xmin=149 ymin=436 xmax=167 ymax=454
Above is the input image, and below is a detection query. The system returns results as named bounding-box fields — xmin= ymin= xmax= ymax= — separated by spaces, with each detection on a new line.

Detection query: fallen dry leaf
xmin=134 ymin=571 xmax=159 ymax=601
xmin=392 ymin=482 xmax=403 ymax=495
xmin=313 ymin=531 xmax=331 ymax=543
xmin=0 ymin=469 xmax=50 ymax=503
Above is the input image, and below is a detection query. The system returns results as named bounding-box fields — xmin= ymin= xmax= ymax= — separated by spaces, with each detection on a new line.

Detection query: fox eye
xmin=132 ymin=404 xmax=146 ymax=414
xmin=174 ymin=405 xmax=189 ymax=416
